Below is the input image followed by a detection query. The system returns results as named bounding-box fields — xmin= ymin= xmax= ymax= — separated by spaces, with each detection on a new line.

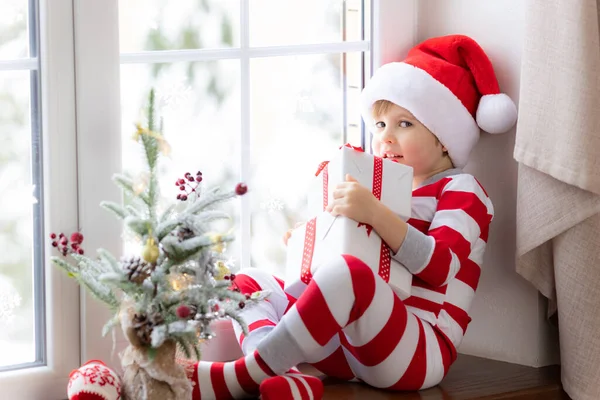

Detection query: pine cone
xmin=149 ymin=311 xmax=164 ymax=326
xmin=177 ymin=227 xmax=194 ymax=242
xmin=188 ymin=304 xmax=198 ymax=318
xmin=121 ymin=256 xmax=154 ymax=284
xmin=132 ymin=313 xmax=152 ymax=345
xmin=132 ymin=312 xmax=164 ymax=346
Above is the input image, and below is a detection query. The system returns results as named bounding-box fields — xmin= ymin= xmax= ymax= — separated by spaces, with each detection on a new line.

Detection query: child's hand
xmin=283 ymin=229 xmax=293 ymax=245
xmin=283 ymin=222 xmax=305 ymax=246
xmin=326 ymin=174 xmax=378 ymax=224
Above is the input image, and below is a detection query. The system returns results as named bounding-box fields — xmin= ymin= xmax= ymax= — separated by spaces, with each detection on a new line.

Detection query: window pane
xmin=120 ymin=61 xmax=242 ymax=263
xmin=0 ymin=0 xmax=30 ymax=60
xmin=250 ymin=0 xmax=366 ymax=46
xmin=249 ymin=52 xmax=363 ymax=276
xmin=119 ymin=0 xmax=240 ymax=52
xmin=0 ymin=71 xmax=36 ymax=367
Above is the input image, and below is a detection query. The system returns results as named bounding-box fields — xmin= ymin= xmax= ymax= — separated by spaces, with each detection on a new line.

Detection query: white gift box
xmin=307 ymin=145 xmax=413 ymax=220
xmin=284 ymin=211 xmax=412 ymax=300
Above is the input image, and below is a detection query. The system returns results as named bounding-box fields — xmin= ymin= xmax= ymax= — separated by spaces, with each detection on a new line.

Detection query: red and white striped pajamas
xmin=232 ymin=170 xmax=493 ymax=391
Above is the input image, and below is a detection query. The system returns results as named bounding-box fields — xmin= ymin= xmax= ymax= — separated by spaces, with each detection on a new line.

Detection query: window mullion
xmin=240 ymin=0 xmax=251 ymax=269
xmin=119 ymin=41 xmax=370 ymax=65
xmin=28 ymin=0 xmax=46 ymax=365
xmin=0 ymin=58 xmax=38 ymax=71
xmin=72 ymin=0 xmax=124 ymax=364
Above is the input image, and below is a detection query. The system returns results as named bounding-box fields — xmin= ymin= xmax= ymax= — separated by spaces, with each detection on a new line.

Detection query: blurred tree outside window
xmin=0 ymin=0 xmax=370 ymax=386
xmin=0 ymin=0 xmax=43 ymax=370
xmin=118 ymin=0 xmax=370 ymax=277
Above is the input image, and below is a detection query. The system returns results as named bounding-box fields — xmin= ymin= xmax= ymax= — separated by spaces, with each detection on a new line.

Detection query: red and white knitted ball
xmin=67 ymin=360 xmax=122 ymax=400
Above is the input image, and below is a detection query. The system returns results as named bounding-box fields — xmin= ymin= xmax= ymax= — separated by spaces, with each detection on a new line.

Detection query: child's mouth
xmin=384 ymin=155 xmax=404 ymax=162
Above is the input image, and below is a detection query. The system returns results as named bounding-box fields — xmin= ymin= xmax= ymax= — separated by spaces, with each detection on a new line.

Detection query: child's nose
xmin=380 ymin=128 xmax=395 ymax=143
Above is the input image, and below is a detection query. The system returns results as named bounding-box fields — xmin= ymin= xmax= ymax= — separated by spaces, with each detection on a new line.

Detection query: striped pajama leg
xmin=257 ymin=254 xmax=455 ymax=391
xmin=187 ymin=269 xmax=323 ymax=399
xmin=190 ymin=255 xmax=454 ymax=398
xmin=230 ymin=269 xmax=290 ymax=356
xmin=232 ymin=268 xmax=357 ymax=382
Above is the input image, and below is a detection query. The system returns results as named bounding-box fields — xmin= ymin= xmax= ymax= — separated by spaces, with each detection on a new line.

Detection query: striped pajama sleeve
xmin=393 ymin=175 xmax=492 ymax=287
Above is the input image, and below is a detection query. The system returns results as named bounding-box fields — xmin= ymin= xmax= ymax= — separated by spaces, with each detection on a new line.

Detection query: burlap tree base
xmin=120 ymin=308 xmax=192 ymax=400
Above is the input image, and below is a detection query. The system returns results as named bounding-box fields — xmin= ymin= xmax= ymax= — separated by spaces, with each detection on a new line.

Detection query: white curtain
xmin=514 ymin=1 xmax=600 ymax=399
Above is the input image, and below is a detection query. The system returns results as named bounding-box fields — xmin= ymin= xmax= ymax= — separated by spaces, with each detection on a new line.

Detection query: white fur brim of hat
xmin=361 ymin=62 xmax=517 ymax=169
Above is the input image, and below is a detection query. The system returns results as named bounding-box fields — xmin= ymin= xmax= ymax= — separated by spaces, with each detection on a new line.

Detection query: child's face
xmin=370 ymin=103 xmax=450 ymax=179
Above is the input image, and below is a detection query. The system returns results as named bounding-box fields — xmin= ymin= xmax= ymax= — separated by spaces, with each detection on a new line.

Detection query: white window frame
xmin=2 ymin=2 xmax=420 ymax=398
xmin=74 ymin=0 xmax=420 ymax=371
xmin=0 ymin=0 xmax=80 ymax=398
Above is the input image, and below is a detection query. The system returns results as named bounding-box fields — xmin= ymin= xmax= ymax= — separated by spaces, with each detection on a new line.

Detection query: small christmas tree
xmin=50 ymin=90 xmax=263 ymax=399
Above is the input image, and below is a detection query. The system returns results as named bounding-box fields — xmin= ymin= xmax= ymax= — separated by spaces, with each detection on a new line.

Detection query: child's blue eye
xmin=399 ymin=121 xmax=412 ymax=128
xmin=375 ymin=121 xmax=385 ymax=129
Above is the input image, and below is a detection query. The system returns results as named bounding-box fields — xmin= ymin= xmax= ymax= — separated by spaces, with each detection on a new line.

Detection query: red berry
xmin=188 ymin=176 xmax=194 ymax=182
xmin=212 ymin=304 xmax=220 ymax=312
xmin=223 ymin=275 xmax=230 ymax=281
xmin=181 ymin=195 xmax=188 ymax=201
xmin=70 ymin=232 xmax=83 ymax=244
xmin=71 ymin=243 xmax=79 ymax=250
xmin=51 ymin=241 xmax=58 ymax=247
xmin=50 ymin=233 xmax=56 ymax=239
xmin=178 ymin=179 xmax=185 ymax=185
xmin=245 ymin=294 xmax=251 ymax=300
xmin=176 ymin=305 xmax=191 ymax=319
xmin=197 ymin=171 xmax=202 ymax=176
xmin=230 ymin=274 xmax=236 ymax=281
xmin=179 ymin=185 xmax=185 ymax=190
xmin=59 ymin=233 xmax=65 ymax=238
xmin=185 ymin=172 xmax=191 ymax=177
xmin=238 ymin=302 xmax=245 ymax=309
xmin=77 ymin=249 xmax=84 ymax=255
xmin=235 ymin=183 xmax=248 ymax=195
xmin=60 ymin=237 xmax=68 ymax=245
xmin=175 ymin=181 xmax=180 ymax=186
xmin=177 ymin=194 xmax=182 ymax=200
xmin=196 ymin=176 xmax=202 ymax=182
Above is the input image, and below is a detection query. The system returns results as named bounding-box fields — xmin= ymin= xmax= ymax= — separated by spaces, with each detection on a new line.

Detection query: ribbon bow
xmin=314 ymin=143 xmax=364 ymax=176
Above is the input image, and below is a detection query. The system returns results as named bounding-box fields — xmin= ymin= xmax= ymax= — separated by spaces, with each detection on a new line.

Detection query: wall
xmin=415 ymin=0 xmax=559 ymax=367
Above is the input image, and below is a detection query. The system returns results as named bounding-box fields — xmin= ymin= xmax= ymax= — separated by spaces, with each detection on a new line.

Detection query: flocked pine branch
xmin=49 ymin=89 xmax=266 ymax=360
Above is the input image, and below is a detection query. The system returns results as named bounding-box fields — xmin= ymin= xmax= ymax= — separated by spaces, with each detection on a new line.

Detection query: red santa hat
xmin=361 ymin=34 xmax=517 ymax=168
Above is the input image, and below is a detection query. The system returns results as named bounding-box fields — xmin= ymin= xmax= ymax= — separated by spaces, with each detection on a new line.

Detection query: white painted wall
xmin=415 ymin=0 xmax=559 ymax=367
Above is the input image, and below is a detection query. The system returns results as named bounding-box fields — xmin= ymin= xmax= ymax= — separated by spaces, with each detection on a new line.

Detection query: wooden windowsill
xmin=298 ymin=354 xmax=570 ymax=399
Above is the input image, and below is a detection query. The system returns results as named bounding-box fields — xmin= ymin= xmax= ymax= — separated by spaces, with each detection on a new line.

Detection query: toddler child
xmin=189 ymin=34 xmax=517 ymax=400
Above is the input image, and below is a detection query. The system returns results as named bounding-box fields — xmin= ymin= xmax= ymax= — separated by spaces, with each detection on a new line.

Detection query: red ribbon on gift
xmin=302 ymin=144 xmax=391 ymax=284
xmin=315 ymin=144 xmax=367 ymax=210
xmin=300 ymin=218 xmax=317 ymax=284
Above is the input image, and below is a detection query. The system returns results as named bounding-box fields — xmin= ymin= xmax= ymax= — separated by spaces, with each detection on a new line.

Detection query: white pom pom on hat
xmin=361 ymin=34 xmax=518 ymax=168
xmin=476 ymin=93 xmax=518 ymax=134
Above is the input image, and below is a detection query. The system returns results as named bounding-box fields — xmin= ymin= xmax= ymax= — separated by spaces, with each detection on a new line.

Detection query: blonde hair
xmin=371 ymin=99 xmax=395 ymax=118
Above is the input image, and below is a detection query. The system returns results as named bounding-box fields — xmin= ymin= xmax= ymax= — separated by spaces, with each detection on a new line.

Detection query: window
xmin=116 ymin=0 xmax=371 ymax=278
xmin=3 ymin=1 xmax=414 ymax=398
xmin=0 ymin=0 xmax=79 ymax=398
xmin=78 ymin=0 xmax=418 ymax=367
xmin=0 ymin=0 xmax=41 ymax=370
